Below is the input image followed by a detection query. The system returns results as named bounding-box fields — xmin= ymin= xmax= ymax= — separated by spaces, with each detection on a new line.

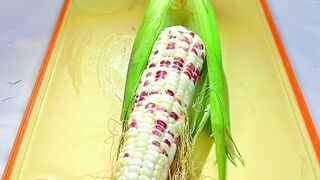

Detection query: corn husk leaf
xmin=193 ymin=0 xmax=229 ymax=179
xmin=120 ymin=0 xmax=172 ymax=122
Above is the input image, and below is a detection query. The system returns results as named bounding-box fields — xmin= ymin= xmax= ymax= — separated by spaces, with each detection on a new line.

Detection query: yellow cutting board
xmin=3 ymin=0 xmax=319 ymax=179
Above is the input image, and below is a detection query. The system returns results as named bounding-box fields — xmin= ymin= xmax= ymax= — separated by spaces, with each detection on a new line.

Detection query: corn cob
xmin=116 ymin=26 xmax=205 ymax=179
xmin=118 ymin=1 xmax=240 ymax=180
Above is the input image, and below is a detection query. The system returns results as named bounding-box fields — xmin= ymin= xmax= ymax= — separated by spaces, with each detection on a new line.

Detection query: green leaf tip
xmin=120 ymin=0 xmax=172 ymax=122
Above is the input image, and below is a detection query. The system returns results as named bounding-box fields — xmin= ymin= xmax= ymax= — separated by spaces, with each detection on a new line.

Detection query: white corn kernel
xmin=129 ymin=165 xmax=140 ymax=173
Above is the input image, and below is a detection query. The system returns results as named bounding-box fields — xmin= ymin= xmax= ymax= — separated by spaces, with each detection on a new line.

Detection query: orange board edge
xmin=2 ymin=0 xmax=71 ymax=179
xmin=260 ymin=0 xmax=320 ymax=162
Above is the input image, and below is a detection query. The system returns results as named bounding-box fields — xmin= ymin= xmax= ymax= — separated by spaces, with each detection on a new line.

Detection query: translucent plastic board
xmin=3 ymin=0 xmax=319 ymax=179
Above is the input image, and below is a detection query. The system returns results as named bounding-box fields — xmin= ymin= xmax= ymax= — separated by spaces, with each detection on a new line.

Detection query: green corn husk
xmin=120 ymin=0 xmax=242 ymax=179
xmin=120 ymin=0 xmax=172 ymax=122
xmin=193 ymin=1 xmax=229 ymax=179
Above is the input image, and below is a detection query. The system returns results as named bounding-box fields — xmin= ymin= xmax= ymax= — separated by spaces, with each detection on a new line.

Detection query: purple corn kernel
xmin=169 ymin=112 xmax=179 ymax=121
xmin=129 ymin=120 xmax=137 ymax=128
xmin=179 ymin=46 xmax=188 ymax=52
xmin=149 ymin=63 xmax=156 ymax=68
xmin=172 ymin=65 xmax=181 ymax=71
xmin=156 ymin=70 xmax=167 ymax=75
xmin=138 ymin=97 xmax=145 ymax=102
xmin=152 ymin=129 xmax=162 ymax=137
xmin=152 ymin=140 xmax=161 ymax=147
xmin=151 ymin=91 xmax=159 ymax=94
xmin=155 ymin=124 xmax=165 ymax=132
xmin=173 ymin=61 xmax=183 ymax=68
xmin=174 ymin=57 xmax=184 ymax=64
xmin=193 ymin=43 xmax=200 ymax=49
xmin=183 ymin=71 xmax=192 ymax=80
xmin=143 ymin=81 xmax=150 ymax=86
xmin=136 ymin=102 xmax=143 ymax=107
xmin=146 ymin=72 xmax=152 ymax=77
xmin=166 ymin=42 xmax=176 ymax=50
xmin=165 ymin=89 xmax=174 ymax=96
xmin=160 ymin=60 xmax=171 ymax=67
xmin=181 ymin=37 xmax=190 ymax=44
xmin=156 ymin=120 xmax=168 ymax=129
xmin=168 ymin=131 xmax=175 ymax=138
xmin=164 ymin=139 xmax=171 ymax=147
xmin=141 ymin=91 xmax=148 ymax=97
xmin=187 ymin=63 xmax=196 ymax=72
xmin=191 ymin=48 xmax=198 ymax=56
xmin=145 ymin=103 xmax=156 ymax=109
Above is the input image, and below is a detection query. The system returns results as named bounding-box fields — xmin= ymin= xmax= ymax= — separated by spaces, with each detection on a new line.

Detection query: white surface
xmin=267 ymin=0 xmax=320 ymax=133
xmin=0 ymin=0 xmax=319 ymax=176
xmin=0 ymin=0 xmax=63 ymax=175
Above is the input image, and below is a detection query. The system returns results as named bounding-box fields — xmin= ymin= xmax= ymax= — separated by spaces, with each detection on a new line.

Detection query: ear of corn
xmin=116 ymin=25 xmax=206 ymax=179
xmin=119 ymin=0 xmax=241 ymax=179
